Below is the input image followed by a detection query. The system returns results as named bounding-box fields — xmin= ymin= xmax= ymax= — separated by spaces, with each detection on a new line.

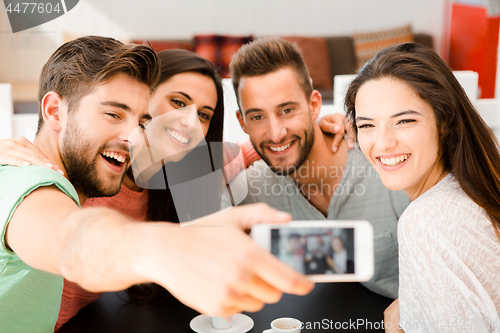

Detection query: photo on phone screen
xmin=270 ymin=228 xmax=354 ymax=275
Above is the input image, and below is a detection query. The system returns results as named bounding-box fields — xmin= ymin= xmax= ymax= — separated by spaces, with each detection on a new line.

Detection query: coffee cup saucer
xmin=190 ymin=314 xmax=254 ymax=333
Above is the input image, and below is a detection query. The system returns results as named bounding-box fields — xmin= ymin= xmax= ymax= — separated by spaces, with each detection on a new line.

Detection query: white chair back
xmin=13 ymin=114 xmax=38 ymax=142
xmin=0 ymin=84 xmax=14 ymax=140
xmin=333 ymin=74 xmax=356 ymax=115
xmin=222 ymin=78 xmax=249 ymax=144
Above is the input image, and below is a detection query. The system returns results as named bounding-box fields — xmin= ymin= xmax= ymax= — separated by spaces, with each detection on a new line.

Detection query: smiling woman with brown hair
xmin=345 ymin=42 xmax=500 ymax=332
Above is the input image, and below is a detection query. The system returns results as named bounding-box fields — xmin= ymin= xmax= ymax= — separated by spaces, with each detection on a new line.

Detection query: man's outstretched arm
xmin=6 ymin=187 xmax=314 ymax=316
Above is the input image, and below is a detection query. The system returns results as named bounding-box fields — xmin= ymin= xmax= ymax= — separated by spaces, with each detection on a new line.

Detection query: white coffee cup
xmin=263 ymin=317 xmax=302 ymax=333
xmin=211 ymin=316 xmax=233 ymax=330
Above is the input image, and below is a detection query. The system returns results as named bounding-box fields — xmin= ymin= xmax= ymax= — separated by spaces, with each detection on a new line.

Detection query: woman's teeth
xmin=269 ymin=142 xmax=292 ymax=152
xmin=167 ymin=129 xmax=189 ymax=144
xmin=380 ymin=154 xmax=409 ymax=166
xmin=102 ymin=151 xmax=125 ymax=163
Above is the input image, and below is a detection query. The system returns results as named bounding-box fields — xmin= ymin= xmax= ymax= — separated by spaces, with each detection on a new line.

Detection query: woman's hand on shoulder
xmin=0 ymin=137 xmax=63 ymax=174
xmin=318 ymin=113 xmax=355 ymax=153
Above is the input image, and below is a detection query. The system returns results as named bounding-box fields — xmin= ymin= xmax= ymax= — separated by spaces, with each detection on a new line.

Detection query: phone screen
xmin=270 ymin=228 xmax=354 ymax=275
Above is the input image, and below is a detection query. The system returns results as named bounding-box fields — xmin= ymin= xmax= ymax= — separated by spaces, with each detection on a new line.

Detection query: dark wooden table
xmin=60 ymin=282 xmax=393 ymax=333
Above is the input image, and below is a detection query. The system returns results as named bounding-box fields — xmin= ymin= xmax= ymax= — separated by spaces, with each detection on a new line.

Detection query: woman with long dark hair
xmin=345 ymin=42 xmax=500 ymax=332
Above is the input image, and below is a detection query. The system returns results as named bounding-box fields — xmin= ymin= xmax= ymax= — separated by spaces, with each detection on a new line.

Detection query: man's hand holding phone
xmin=251 ymin=220 xmax=374 ymax=282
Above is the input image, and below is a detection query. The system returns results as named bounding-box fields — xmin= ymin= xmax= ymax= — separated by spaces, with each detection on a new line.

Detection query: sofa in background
xmin=134 ymin=28 xmax=433 ymax=103
xmin=322 ymin=32 xmax=433 ymax=101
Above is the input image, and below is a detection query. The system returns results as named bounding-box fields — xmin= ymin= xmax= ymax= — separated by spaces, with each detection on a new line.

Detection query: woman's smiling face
xmin=146 ymin=71 xmax=217 ymax=162
xmin=354 ymin=77 xmax=444 ymax=200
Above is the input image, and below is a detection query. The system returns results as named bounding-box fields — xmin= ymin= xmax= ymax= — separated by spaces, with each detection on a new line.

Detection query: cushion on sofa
xmin=352 ymin=24 xmax=414 ymax=68
xmin=280 ymin=36 xmax=333 ymax=91
xmin=132 ymin=40 xmax=194 ymax=52
xmin=193 ymin=35 xmax=253 ymax=78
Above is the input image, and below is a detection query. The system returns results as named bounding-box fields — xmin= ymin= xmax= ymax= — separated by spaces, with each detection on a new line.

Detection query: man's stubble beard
xmin=252 ymin=116 xmax=315 ymax=176
xmin=60 ymin=116 xmax=124 ymax=198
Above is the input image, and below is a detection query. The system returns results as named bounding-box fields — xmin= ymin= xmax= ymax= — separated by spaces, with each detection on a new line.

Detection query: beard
xmin=60 ymin=118 xmax=125 ymax=198
xmin=252 ymin=117 xmax=315 ymax=176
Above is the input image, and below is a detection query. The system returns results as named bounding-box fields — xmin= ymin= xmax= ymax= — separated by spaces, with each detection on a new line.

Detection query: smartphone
xmin=251 ymin=220 xmax=374 ymax=282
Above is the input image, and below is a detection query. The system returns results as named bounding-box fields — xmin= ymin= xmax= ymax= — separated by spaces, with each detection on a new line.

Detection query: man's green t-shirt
xmin=0 ymin=165 xmax=80 ymax=332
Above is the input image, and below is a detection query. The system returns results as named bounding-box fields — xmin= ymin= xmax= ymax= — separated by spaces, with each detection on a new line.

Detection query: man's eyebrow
xmin=356 ymin=110 xmax=423 ymax=122
xmin=244 ymin=101 xmax=299 ymax=116
xmin=244 ymin=108 xmax=262 ymax=116
xmin=277 ymin=101 xmax=299 ymax=109
xmin=141 ymin=113 xmax=152 ymax=121
xmin=100 ymin=101 xmax=131 ymax=112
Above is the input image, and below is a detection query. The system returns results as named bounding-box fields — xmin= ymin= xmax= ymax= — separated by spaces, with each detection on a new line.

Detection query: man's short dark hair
xmin=37 ymin=36 xmax=159 ymax=133
xmin=229 ymin=37 xmax=313 ymax=108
